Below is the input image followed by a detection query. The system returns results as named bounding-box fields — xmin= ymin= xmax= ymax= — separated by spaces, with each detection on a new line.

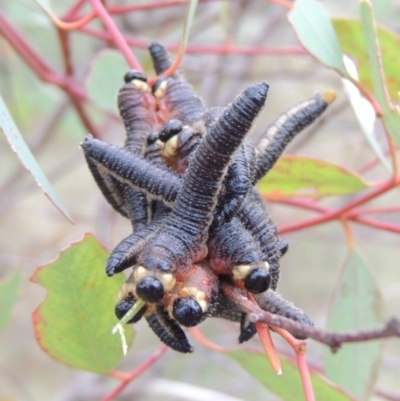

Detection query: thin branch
xmin=109 ymin=0 xmax=223 ymax=14
xmin=189 ymin=327 xmax=228 ymax=352
xmin=273 ymin=328 xmax=315 ymax=401
xmin=340 ymin=218 xmax=355 ymax=249
xmin=61 ymin=0 xmax=87 ymax=20
xmin=272 ymin=198 xmax=400 ymax=235
xmin=101 ymin=345 xmax=168 ymax=401
xmin=350 ymin=215 xmax=400 ymax=234
xmin=347 ymin=205 xmax=400 ymax=216
xmin=0 ymin=12 xmax=86 ymax=100
xmin=266 ymin=0 xmax=293 ymax=9
xmin=222 ymin=283 xmax=400 ymax=353
xmin=278 ymin=178 xmax=400 ymax=234
xmin=89 ymin=0 xmax=142 ymax=70
xmin=375 ymin=388 xmax=400 ymax=401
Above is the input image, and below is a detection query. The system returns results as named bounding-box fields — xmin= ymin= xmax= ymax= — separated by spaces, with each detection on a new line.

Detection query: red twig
xmin=278 ymin=178 xmax=400 ymax=234
xmin=273 ymin=196 xmax=400 ymax=235
xmin=101 ymin=345 xmax=168 ymax=401
xmin=54 ymin=11 xmax=96 ymax=31
xmin=89 ymin=0 xmax=142 ymax=70
xmin=348 ymin=205 xmax=400 ymax=216
xmin=109 ymin=0 xmax=222 ymax=14
xmin=273 ymin=327 xmax=315 ymax=401
xmin=189 ymin=327 xmax=228 ymax=352
xmin=0 ymin=12 xmax=86 ymax=100
xmin=375 ymin=388 xmax=400 ymax=401
xmin=350 ymin=215 xmax=400 ymax=234
xmin=61 ymin=0 xmax=87 ymax=20
xmin=267 ymin=0 xmax=293 ymax=9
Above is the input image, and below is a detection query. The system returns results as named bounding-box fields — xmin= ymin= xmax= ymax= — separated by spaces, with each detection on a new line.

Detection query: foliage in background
xmin=0 ymin=0 xmax=399 ymax=401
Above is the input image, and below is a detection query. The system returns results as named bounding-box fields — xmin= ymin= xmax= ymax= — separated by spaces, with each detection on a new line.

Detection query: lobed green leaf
xmin=257 ymin=155 xmax=369 ymax=199
xmin=325 ymin=249 xmax=384 ymax=400
xmin=31 ymin=234 xmax=133 ymax=373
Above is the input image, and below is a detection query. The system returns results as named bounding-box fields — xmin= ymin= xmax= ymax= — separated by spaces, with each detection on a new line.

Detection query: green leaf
xmin=181 ymin=0 xmax=199 ymax=52
xmin=257 ymin=156 xmax=369 ymax=199
xmin=31 ymin=234 xmax=133 ymax=373
xmin=342 ymin=56 xmax=391 ymax=175
xmin=359 ymin=0 xmax=400 ymax=148
xmin=0 ymin=97 xmax=73 ymax=222
xmin=288 ymin=0 xmax=349 ymax=77
xmin=0 ymin=270 xmax=21 ymax=333
xmin=333 ymin=18 xmax=400 ymax=102
xmin=228 ymin=350 xmax=355 ymax=401
xmin=86 ymin=50 xmax=128 ymax=114
xmin=325 ymin=249 xmax=384 ymax=400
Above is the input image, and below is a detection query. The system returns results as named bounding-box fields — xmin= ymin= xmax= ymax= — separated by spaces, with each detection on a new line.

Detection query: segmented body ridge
xmin=254 ymin=93 xmax=329 ymax=182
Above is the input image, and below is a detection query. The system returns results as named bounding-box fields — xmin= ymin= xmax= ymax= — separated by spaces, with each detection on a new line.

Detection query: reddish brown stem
xmin=0 ymin=12 xmax=86 ymax=100
xmin=278 ymin=178 xmax=400 ymax=234
xmin=267 ymin=0 xmax=293 ymax=8
xmin=222 ymin=283 xmax=400 ymax=352
xmin=375 ymin=388 xmax=400 ymax=401
xmin=89 ymin=0 xmax=142 ymax=70
xmin=101 ymin=345 xmax=168 ymax=401
xmin=274 ymin=197 xmax=400 ymax=235
xmin=109 ymin=0 xmax=222 ymax=14
xmin=62 ymin=0 xmax=87 ymax=20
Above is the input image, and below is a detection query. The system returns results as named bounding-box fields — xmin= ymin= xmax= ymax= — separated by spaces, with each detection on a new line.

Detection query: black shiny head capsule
xmin=243 ymin=268 xmax=271 ymax=294
xmin=238 ymin=313 xmax=257 ymax=343
xmin=124 ymin=70 xmax=147 ymax=84
xmin=115 ymin=296 xmax=146 ymax=323
xmin=278 ymin=239 xmax=289 ymax=257
xmin=159 ymin=119 xmax=183 ymax=142
xmin=136 ymin=277 xmax=165 ymax=303
xmin=173 ymin=297 xmax=203 ymax=327
xmin=147 ymin=131 xmax=159 ymax=145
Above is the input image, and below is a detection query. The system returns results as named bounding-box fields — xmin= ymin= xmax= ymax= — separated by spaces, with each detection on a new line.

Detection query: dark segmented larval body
xmin=149 ymin=42 xmax=205 ymax=126
xmin=137 ymin=82 xmax=269 ymax=276
xmin=254 ymin=92 xmax=332 ymax=182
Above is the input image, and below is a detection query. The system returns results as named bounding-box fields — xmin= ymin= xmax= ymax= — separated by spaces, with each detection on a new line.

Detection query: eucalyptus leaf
xmin=258 ymin=155 xmax=369 ymax=199
xmin=288 ymin=0 xmax=349 ymax=77
xmin=31 ymin=235 xmax=133 ymax=373
xmin=325 ymin=250 xmax=384 ymax=400
xmin=0 ymin=97 xmax=72 ymax=222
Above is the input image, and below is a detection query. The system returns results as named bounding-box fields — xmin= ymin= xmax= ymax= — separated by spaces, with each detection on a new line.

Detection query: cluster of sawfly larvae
xmin=81 ymin=43 xmax=336 ymax=353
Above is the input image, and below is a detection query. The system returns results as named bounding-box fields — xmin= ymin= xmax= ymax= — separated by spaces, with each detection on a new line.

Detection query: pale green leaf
xmin=288 ymin=0 xmax=349 ymax=77
xmin=359 ymin=0 xmax=400 ymax=147
xmin=0 ymin=97 xmax=72 ymax=222
xmin=325 ymin=250 xmax=384 ymax=400
xmin=181 ymin=0 xmax=199 ymax=52
xmin=229 ymin=350 xmax=356 ymax=401
xmin=342 ymin=56 xmax=391 ymax=175
xmin=0 ymin=270 xmax=21 ymax=333
xmin=86 ymin=50 xmax=128 ymax=114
